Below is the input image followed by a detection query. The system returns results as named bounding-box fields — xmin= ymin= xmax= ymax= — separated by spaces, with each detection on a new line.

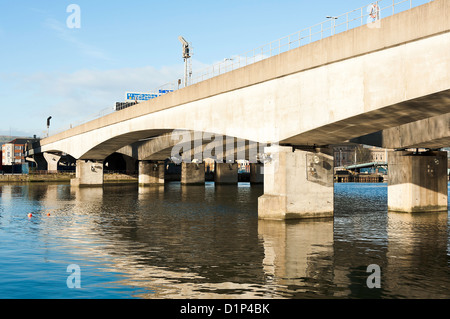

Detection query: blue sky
xmin=0 ymin=0 xmax=429 ymax=137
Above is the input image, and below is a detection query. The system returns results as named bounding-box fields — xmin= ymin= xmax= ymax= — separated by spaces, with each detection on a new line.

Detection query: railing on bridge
xmin=190 ymin=0 xmax=434 ymax=84
xmin=54 ymin=0 xmax=434 ymax=135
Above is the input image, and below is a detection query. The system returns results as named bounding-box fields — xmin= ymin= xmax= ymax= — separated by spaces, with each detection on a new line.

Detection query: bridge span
xmin=29 ymin=0 xmax=450 ymax=219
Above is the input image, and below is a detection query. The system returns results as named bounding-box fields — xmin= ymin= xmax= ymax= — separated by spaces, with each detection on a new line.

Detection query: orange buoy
xmin=47 ymin=213 xmax=51 ymax=216
xmin=28 ymin=213 xmax=33 ymax=218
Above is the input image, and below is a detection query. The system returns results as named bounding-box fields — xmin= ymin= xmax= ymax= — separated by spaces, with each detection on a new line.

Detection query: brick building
xmin=1 ymin=138 xmax=40 ymax=167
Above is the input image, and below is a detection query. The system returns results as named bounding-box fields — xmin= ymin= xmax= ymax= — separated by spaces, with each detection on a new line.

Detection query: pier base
xmin=139 ymin=161 xmax=165 ymax=186
xmin=258 ymin=146 xmax=334 ymax=220
xmin=181 ymin=162 xmax=205 ymax=185
xmin=388 ymin=151 xmax=448 ymax=213
xmin=71 ymin=160 xmax=104 ymax=187
xmin=215 ymin=163 xmax=238 ymax=184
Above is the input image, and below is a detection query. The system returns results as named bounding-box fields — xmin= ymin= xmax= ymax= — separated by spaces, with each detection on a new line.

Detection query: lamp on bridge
xmin=326 ymin=16 xmax=338 ymax=36
xmin=178 ymin=36 xmax=191 ymax=88
xmin=47 ymin=116 xmax=52 ymax=137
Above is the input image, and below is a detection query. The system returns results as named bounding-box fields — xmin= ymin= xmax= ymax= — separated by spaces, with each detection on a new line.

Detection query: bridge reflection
xmin=0 ymin=183 xmax=448 ymax=298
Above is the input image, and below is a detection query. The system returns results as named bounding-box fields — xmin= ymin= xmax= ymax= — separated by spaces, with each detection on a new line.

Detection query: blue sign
xmin=159 ymin=89 xmax=174 ymax=94
xmin=126 ymin=92 xmax=159 ymax=101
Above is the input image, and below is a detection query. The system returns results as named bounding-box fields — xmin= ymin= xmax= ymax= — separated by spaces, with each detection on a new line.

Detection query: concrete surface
xmin=388 ymin=150 xmax=448 ymax=212
xmin=214 ymin=163 xmax=238 ymax=184
xmin=181 ymin=162 xmax=205 ymax=185
xmin=138 ymin=161 xmax=165 ymax=185
xmin=258 ymin=146 xmax=334 ymax=220
xmin=71 ymin=160 xmax=104 ymax=187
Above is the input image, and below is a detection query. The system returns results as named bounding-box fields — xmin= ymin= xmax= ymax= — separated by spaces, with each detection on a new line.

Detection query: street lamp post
xmin=326 ymin=16 xmax=338 ymax=36
xmin=178 ymin=36 xmax=191 ymax=88
xmin=47 ymin=116 xmax=52 ymax=137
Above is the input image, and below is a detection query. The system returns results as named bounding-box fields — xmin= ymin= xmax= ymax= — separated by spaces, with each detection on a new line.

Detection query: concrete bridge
xmin=29 ymin=0 xmax=450 ymax=219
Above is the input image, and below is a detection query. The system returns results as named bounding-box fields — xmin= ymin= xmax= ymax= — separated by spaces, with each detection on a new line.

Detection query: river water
xmin=0 ymin=182 xmax=448 ymax=299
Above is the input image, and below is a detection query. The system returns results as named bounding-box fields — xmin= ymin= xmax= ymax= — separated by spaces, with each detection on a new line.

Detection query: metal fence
xmin=56 ymin=0 xmax=434 ymax=134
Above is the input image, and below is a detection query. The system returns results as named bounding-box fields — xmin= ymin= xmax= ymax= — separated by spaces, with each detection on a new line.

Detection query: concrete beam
xmin=116 ymin=131 xmax=264 ymax=163
xmin=351 ymin=113 xmax=450 ymax=149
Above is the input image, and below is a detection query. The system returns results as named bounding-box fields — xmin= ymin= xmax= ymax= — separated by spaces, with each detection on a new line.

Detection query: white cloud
xmin=3 ymin=64 xmax=185 ymax=134
xmin=44 ymin=18 xmax=112 ymax=62
xmin=1 ymin=53 xmax=250 ymax=136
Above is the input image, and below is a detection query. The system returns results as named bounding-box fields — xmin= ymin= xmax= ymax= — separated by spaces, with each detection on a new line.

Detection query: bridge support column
xmin=139 ymin=161 xmax=164 ymax=186
xmin=214 ymin=162 xmax=238 ymax=184
xmin=250 ymin=163 xmax=264 ymax=184
xmin=388 ymin=151 xmax=448 ymax=213
xmin=43 ymin=153 xmax=61 ymax=172
xmin=181 ymin=162 xmax=205 ymax=185
xmin=33 ymin=152 xmax=61 ymax=172
xmin=258 ymin=146 xmax=334 ymax=220
xmin=124 ymin=156 xmax=137 ymax=174
xmin=71 ymin=160 xmax=104 ymax=187
xmin=32 ymin=153 xmax=47 ymax=171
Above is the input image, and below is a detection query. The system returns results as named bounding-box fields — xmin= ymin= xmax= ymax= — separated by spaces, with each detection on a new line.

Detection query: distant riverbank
xmin=0 ymin=172 xmax=253 ymax=184
xmin=0 ymin=172 xmax=390 ymax=184
xmin=0 ymin=173 xmax=138 ymax=183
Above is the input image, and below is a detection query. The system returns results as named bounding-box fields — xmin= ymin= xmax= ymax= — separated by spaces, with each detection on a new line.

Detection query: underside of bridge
xmin=69 ymin=131 xmax=267 ymax=187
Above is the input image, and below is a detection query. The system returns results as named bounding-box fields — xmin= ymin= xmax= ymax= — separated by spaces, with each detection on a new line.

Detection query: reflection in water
xmin=258 ymin=219 xmax=334 ymax=297
xmin=0 ymin=182 xmax=448 ymax=299
xmin=385 ymin=212 xmax=449 ymax=298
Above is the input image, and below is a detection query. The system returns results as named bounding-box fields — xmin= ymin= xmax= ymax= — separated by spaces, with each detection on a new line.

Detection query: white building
xmin=1 ymin=143 xmax=15 ymax=166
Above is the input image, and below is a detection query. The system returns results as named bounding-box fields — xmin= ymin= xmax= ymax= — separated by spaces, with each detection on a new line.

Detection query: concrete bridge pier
xmin=71 ymin=160 xmax=104 ymax=187
xmin=250 ymin=163 xmax=264 ymax=184
xmin=32 ymin=152 xmax=61 ymax=172
xmin=124 ymin=156 xmax=137 ymax=174
xmin=29 ymin=154 xmax=46 ymax=171
xmin=139 ymin=161 xmax=165 ymax=186
xmin=388 ymin=150 xmax=448 ymax=213
xmin=214 ymin=162 xmax=238 ymax=184
xmin=181 ymin=162 xmax=205 ymax=185
xmin=44 ymin=153 xmax=62 ymax=172
xmin=258 ymin=146 xmax=334 ymax=220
